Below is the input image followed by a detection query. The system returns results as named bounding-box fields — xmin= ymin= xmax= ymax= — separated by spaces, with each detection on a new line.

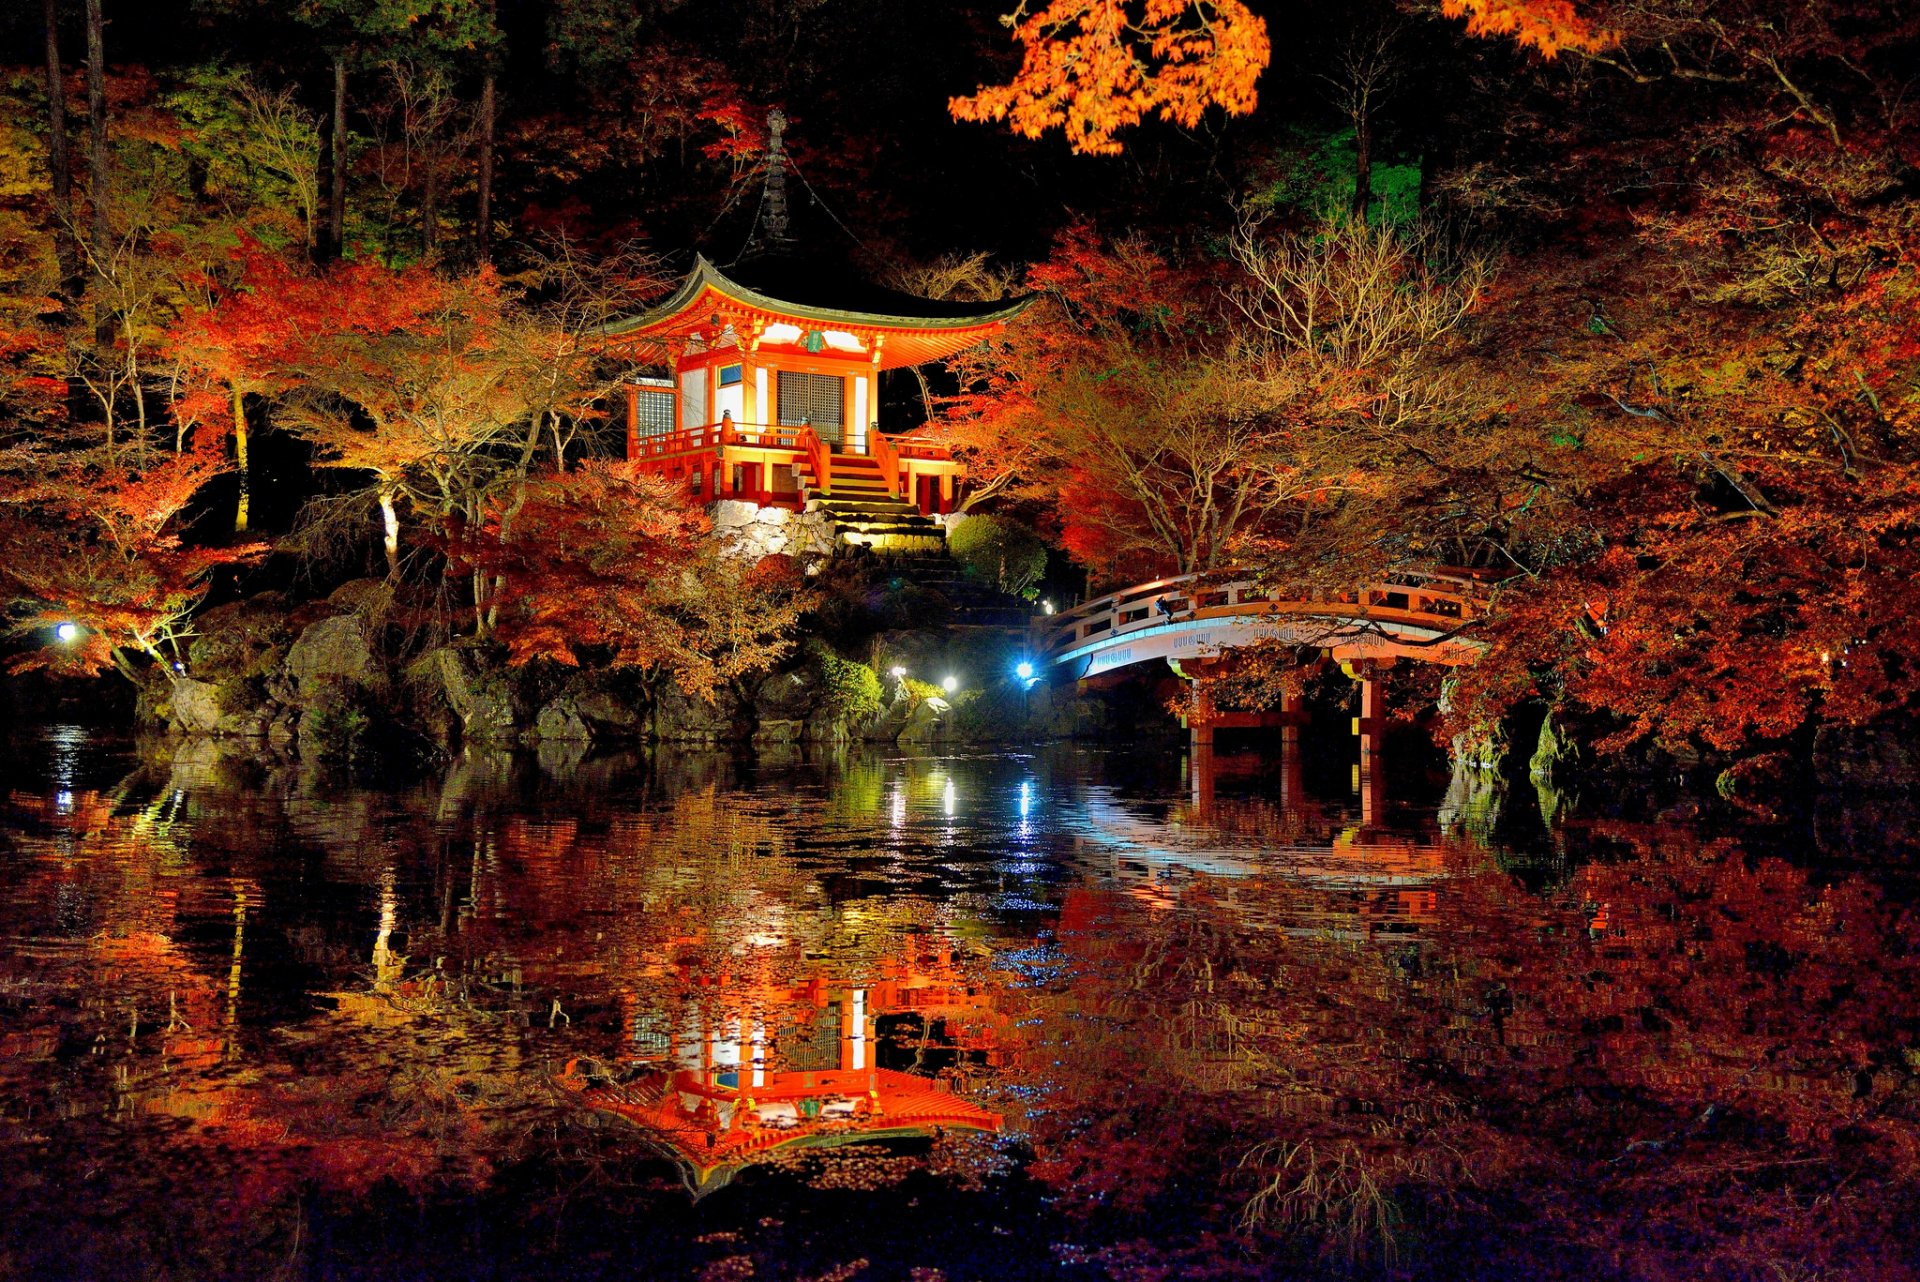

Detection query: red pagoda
xmin=602 ymin=112 xmax=1030 ymax=549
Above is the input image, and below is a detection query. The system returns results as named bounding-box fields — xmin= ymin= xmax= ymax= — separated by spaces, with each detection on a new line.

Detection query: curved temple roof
xmin=602 ymin=255 xmax=1032 ymax=371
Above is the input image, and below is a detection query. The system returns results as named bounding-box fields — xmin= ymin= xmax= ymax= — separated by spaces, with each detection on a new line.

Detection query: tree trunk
xmin=327 ymin=55 xmax=347 ymax=260
xmin=230 ymin=386 xmax=250 ymax=534
xmin=1352 ymin=110 xmax=1373 ymax=220
xmin=421 ymin=160 xmax=439 ymax=258
xmin=378 ymin=486 xmax=401 ymax=579
xmin=83 ymin=0 xmax=108 ymax=341
xmin=42 ymin=0 xmax=79 ymax=292
xmin=475 ymin=69 xmax=495 ymax=263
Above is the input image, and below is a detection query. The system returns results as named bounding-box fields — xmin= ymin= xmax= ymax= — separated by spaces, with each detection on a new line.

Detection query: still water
xmin=2 ymin=728 xmax=1917 ymax=1281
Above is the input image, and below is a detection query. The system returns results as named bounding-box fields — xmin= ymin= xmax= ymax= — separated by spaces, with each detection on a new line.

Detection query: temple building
xmin=602 ymin=111 xmax=1029 ymax=556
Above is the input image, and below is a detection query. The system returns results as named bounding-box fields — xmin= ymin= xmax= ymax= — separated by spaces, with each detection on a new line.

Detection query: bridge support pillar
xmin=1345 ymin=661 xmax=1389 ymax=826
xmin=1186 ymin=681 xmax=1216 ymax=752
xmin=1189 ymin=743 xmax=1216 ymax=813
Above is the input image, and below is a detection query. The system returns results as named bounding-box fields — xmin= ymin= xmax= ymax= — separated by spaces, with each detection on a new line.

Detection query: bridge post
xmin=1189 ymin=741 xmax=1216 ymax=813
xmin=1186 ymin=681 xmax=1215 ymax=752
xmin=1277 ymin=728 xmax=1304 ymax=812
xmin=1349 ymin=661 xmax=1387 ymax=826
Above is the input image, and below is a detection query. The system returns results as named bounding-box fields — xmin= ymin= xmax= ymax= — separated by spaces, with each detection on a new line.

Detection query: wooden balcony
xmin=627 ymin=415 xmax=966 ymax=514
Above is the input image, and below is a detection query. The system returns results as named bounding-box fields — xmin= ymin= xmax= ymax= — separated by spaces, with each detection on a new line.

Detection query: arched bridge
xmin=1039 ymin=572 xmax=1490 ymax=680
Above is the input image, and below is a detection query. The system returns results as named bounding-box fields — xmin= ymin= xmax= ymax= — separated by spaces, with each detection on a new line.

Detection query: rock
xmin=863 ymin=686 xmax=914 ymax=742
xmin=653 ymin=684 xmax=745 ymax=742
xmin=189 ymin=598 xmax=292 ymax=681
xmin=169 ymin=677 xmax=271 ymax=736
xmin=804 ymin=704 xmax=854 ymax=743
xmin=710 ymin=500 xmax=760 ymax=529
xmin=170 ymin=678 xmax=230 ymax=735
xmin=1529 ymin=707 xmax=1583 ymax=781
xmin=295 ymin=678 xmax=373 ymax=762
xmin=753 ymin=718 xmax=804 ymax=746
xmin=535 ymin=738 xmax=589 ymax=779
xmin=286 ymin=614 xmax=384 ymax=696
xmin=793 ymin=510 xmax=837 ymax=558
xmin=754 ymin=505 xmax=791 ymax=526
xmin=574 ymin=691 xmax=644 ymax=736
xmin=535 ymin=697 xmax=592 ymax=742
xmin=410 ymin=647 xmax=517 ymax=744
xmin=755 ymin=667 xmax=821 ymax=720
xmin=897 ymin=694 xmax=950 ymax=745
xmin=1715 ymin=750 xmax=1796 ymax=816
xmin=1439 ymin=755 xmax=1506 ymax=837
xmin=325 ymin=577 xmax=397 ymax=618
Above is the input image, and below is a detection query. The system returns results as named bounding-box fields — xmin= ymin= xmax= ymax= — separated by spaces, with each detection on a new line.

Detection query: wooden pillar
xmin=1188 ymin=680 xmax=1215 ymax=752
xmin=1349 ymin=661 xmax=1387 ymax=827
xmin=625 ymin=386 xmax=640 ymax=459
xmin=1189 ymin=740 xmax=1216 ymax=814
xmin=1278 ymin=728 xmax=1303 ymax=813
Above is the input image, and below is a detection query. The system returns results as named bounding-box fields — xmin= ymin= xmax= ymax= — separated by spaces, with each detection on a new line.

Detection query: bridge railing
xmin=1038 ymin=570 xmax=1491 ymax=660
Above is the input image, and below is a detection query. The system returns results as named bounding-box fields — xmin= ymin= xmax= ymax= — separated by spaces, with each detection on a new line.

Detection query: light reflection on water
xmin=2 ymin=728 xmax=1918 ymax=1281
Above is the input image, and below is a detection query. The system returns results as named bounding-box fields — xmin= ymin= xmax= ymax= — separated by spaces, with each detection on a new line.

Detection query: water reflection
xmin=558 ymin=936 xmax=1005 ymax=1195
xmin=3 ymin=730 xmax=1917 ymax=1281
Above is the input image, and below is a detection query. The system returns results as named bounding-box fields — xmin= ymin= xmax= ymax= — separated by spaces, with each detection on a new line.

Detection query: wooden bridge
xmin=1038 ymin=571 xmax=1491 ymax=680
xmin=1037 ymin=569 xmax=1495 ymax=755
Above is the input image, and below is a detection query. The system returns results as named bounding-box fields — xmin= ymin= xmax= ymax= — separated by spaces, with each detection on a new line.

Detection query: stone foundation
xmin=711 ymin=499 xmax=837 ymax=560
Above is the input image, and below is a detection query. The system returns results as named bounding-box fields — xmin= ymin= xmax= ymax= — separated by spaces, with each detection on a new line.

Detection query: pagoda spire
xmin=741 ymin=109 xmax=796 ymax=261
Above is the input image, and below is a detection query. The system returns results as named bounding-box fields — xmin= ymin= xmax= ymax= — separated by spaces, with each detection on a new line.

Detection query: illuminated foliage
xmin=950 ymin=0 xmax=1271 ymax=155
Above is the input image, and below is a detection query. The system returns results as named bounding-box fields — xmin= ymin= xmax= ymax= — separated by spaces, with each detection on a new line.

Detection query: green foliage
xmin=164 ymin=67 xmax=322 ymax=251
xmin=948 ymin=514 xmax=1047 ymax=598
xmin=804 ymin=638 xmax=882 ymax=722
xmin=902 ymin=676 xmax=946 ymax=704
xmin=1253 ymin=127 xmax=1421 ymax=226
xmin=300 ymin=679 xmax=373 ymax=764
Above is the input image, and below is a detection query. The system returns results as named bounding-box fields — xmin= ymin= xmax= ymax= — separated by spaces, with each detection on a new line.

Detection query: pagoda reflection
xmin=558 ymin=932 xmax=1007 ymax=1194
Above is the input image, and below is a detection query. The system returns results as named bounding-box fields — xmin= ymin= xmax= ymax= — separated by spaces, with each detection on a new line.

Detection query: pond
xmin=1 ymin=728 xmax=1916 ymax=1281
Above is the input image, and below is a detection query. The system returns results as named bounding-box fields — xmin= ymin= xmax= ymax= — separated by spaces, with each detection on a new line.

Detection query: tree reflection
xmin=2 ymin=740 xmax=1918 ymax=1279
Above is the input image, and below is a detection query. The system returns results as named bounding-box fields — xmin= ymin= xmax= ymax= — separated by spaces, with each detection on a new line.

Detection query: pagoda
xmin=602 ymin=111 xmax=1030 ymax=550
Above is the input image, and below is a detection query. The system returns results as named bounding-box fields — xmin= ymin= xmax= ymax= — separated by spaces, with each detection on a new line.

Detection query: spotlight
xmin=55 ymin=623 xmax=80 ymax=643
xmin=941 ymin=675 xmax=959 ymax=694
xmin=1015 ymin=661 xmax=1034 ymax=681
xmin=889 ymin=665 xmax=907 ymax=679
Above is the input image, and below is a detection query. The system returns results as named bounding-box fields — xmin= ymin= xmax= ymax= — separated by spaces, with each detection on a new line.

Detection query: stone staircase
xmin=799 ymin=451 xmax=1033 ymax=628
xmin=800 ymin=452 xmax=946 ymax=555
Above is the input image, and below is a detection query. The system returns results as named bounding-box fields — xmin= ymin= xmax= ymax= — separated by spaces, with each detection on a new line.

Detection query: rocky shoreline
xmin=131 ymin=578 xmax=1138 ymax=764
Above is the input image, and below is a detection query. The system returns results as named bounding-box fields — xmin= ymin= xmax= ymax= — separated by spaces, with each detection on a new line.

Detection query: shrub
xmin=949 ymin=515 xmax=1047 ymax=598
xmin=806 ymin=639 xmax=882 ymax=722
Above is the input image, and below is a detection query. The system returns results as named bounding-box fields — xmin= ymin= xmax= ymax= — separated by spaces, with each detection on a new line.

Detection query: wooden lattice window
xmin=633 ymin=384 xmax=675 ymax=439
xmin=777 ymin=370 xmax=844 ymax=443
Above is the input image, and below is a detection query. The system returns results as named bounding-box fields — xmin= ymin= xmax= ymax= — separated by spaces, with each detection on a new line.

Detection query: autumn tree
xmin=0 ymin=403 xmax=259 ymax=679
xmin=483 ymin=461 xmax=812 ymax=700
xmin=272 ymin=259 xmax=543 ymax=581
xmin=951 ymin=0 xmax=1271 ymax=156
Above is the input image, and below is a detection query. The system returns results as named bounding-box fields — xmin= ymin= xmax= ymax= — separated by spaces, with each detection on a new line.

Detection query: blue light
xmin=55 ymin=623 xmax=79 ymax=643
xmin=1015 ymin=661 xmax=1034 ymax=681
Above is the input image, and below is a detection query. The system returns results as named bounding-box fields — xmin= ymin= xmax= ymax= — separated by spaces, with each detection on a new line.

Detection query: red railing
xmin=1039 ymin=569 xmax=1492 ymax=659
xmin=631 ymin=419 xmax=814 ymax=461
xmin=795 ymin=424 xmax=831 ymax=492
xmin=870 ymin=429 xmax=902 ymax=498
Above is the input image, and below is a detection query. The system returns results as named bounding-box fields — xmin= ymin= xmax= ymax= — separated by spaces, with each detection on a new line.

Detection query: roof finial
xmin=744 ymin=108 xmax=795 ymax=260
